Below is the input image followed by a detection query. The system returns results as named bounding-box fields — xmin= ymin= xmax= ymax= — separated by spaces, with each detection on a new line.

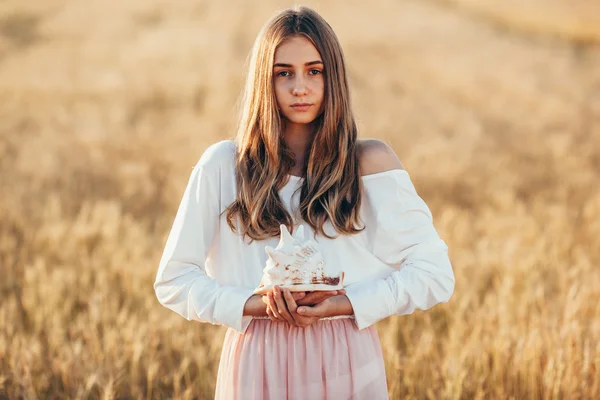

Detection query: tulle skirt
xmin=215 ymin=316 xmax=389 ymax=400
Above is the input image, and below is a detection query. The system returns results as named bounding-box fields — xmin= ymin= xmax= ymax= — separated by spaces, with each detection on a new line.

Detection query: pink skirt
xmin=215 ymin=316 xmax=389 ymax=400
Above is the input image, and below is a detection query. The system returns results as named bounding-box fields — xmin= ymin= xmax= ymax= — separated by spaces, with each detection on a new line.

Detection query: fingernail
xmin=298 ymin=308 xmax=305 ymax=313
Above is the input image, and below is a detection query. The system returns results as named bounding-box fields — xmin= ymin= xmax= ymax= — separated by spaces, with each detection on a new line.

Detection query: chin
xmin=284 ymin=114 xmax=319 ymax=125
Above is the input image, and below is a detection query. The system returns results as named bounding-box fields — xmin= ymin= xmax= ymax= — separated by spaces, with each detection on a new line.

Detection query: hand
xmin=296 ymin=289 xmax=346 ymax=306
xmin=296 ymin=294 xmax=354 ymax=319
xmin=243 ymin=292 xmax=305 ymax=317
xmin=262 ymin=287 xmax=343 ymax=324
xmin=266 ymin=286 xmax=323 ymax=328
xmin=263 ymin=286 xmax=350 ymax=328
xmin=261 ymin=288 xmax=306 ymax=322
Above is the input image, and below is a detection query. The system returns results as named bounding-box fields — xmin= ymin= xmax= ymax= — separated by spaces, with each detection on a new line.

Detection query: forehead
xmin=273 ymin=35 xmax=321 ymax=64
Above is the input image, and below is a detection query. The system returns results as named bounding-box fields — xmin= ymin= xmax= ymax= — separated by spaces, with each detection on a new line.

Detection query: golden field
xmin=1 ymin=0 xmax=599 ymax=398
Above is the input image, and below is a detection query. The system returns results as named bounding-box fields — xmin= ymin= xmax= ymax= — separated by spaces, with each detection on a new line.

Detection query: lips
xmin=291 ymin=103 xmax=312 ymax=111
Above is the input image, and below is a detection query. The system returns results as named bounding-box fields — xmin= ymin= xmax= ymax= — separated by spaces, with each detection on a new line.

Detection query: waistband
xmin=253 ymin=315 xmax=355 ymax=321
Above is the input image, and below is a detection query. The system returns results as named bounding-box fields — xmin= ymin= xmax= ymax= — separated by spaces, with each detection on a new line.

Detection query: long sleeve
xmin=153 ymin=144 xmax=255 ymax=334
xmin=344 ymin=171 xmax=455 ymax=330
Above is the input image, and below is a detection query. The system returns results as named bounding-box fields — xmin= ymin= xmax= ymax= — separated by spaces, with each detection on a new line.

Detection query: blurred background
xmin=1 ymin=0 xmax=599 ymax=398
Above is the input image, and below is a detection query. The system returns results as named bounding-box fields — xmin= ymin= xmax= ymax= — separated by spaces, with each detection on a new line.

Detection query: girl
xmin=154 ymin=6 xmax=455 ymax=399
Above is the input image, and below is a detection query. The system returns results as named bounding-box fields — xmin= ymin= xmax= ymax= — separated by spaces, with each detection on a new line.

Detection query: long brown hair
xmin=225 ymin=5 xmax=364 ymax=241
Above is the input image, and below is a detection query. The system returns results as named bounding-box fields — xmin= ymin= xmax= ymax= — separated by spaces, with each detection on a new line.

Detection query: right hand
xmin=296 ymin=289 xmax=346 ymax=306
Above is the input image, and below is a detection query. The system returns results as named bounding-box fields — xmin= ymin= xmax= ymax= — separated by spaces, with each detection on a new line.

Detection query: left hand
xmin=294 ymin=293 xmax=354 ymax=319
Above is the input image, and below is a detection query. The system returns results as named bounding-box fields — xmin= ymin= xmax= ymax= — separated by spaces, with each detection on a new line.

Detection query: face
xmin=273 ymin=35 xmax=325 ymax=126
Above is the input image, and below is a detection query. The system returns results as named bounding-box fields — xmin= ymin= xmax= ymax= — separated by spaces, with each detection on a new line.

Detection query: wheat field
xmin=1 ymin=0 xmax=599 ymax=399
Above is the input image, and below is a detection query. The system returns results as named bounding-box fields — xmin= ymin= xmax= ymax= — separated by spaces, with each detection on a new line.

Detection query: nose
xmin=292 ymin=75 xmax=308 ymax=96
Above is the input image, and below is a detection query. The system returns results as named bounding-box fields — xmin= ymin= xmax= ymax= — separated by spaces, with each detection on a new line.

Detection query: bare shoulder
xmin=357 ymin=138 xmax=405 ymax=176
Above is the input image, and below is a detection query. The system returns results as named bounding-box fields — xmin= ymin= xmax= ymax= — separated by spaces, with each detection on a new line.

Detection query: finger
xmin=266 ymin=293 xmax=280 ymax=321
xmin=292 ymin=312 xmax=321 ymax=328
xmin=295 ymin=291 xmax=322 ymax=305
xmin=262 ymin=295 xmax=278 ymax=322
xmin=284 ymin=290 xmax=319 ymax=328
xmin=265 ymin=305 xmax=278 ymax=322
xmin=283 ymin=288 xmax=298 ymax=314
xmin=291 ymin=291 xmax=306 ymax=301
xmin=284 ymin=290 xmax=307 ymax=326
xmin=267 ymin=292 xmax=283 ymax=321
xmin=297 ymin=301 xmax=328 ymax=318
xmin=316 ymin=290 xmax=338 ymax=299
xmin=297 ymin=291 xmax=338 ymax=306
xmin=273 ymin=287 xmax=296 ymax=326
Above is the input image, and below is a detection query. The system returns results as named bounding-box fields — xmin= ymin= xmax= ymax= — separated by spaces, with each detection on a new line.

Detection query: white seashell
xmin=253 ymin=224 xmax=344 ymax=294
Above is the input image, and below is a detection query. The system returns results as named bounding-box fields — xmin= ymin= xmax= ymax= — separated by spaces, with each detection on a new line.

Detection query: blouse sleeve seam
xmin=361 ymin=168 xmax=409 ymax=182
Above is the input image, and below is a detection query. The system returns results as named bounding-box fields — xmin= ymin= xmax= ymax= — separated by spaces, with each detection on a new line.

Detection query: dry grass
xmin=1 ymin=0 xmax=599 ymax=398
xmin=438 ymin=0 xmax=600 ymax=44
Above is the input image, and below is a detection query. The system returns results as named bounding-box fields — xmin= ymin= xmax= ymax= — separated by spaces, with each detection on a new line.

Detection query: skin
xmin=273 ymin=35 xmax=325 ymax=176
xmin=242 ymin=35 xmax=355 ymax=327
xmin=264 ymin=287 xmax=354 ymax=328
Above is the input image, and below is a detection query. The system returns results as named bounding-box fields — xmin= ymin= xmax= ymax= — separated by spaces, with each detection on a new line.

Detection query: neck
xmin=282 ymin=120 xmax=317 ymax=175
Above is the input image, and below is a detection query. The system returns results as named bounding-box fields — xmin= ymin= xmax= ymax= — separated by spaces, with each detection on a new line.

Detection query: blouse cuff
xmin=213 ymin=286 xmax=256 ymax=334
xmin=345 ymin=279 xmax=409 ymax=330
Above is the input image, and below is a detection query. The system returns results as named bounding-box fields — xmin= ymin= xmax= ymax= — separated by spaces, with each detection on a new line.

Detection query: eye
xmin=309 ymin=69 xmax=322 ymax=75
xmin=277 ymin=71 xmax=291 ymax=77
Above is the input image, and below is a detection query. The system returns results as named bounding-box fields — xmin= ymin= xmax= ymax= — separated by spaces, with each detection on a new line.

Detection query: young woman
xmin=154 ymin=6 xmax=455 ymax=399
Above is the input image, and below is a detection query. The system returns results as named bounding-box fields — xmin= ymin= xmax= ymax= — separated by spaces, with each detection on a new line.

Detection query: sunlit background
xmin=1 ymin=0 xmax=599 ymax=398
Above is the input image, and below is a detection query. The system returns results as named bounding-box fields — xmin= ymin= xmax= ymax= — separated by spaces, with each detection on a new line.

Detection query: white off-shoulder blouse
xmin=154 ymin=140 xmax=455 ymax=334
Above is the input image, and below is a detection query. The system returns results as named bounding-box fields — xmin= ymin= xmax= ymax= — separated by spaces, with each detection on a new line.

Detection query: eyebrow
xmin=273 ymin=60 xmax=324 ymax=68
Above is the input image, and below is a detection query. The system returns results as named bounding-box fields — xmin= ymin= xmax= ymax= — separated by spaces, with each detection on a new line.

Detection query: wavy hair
xmin=225 ymin=5 xmax=364 ymax=241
